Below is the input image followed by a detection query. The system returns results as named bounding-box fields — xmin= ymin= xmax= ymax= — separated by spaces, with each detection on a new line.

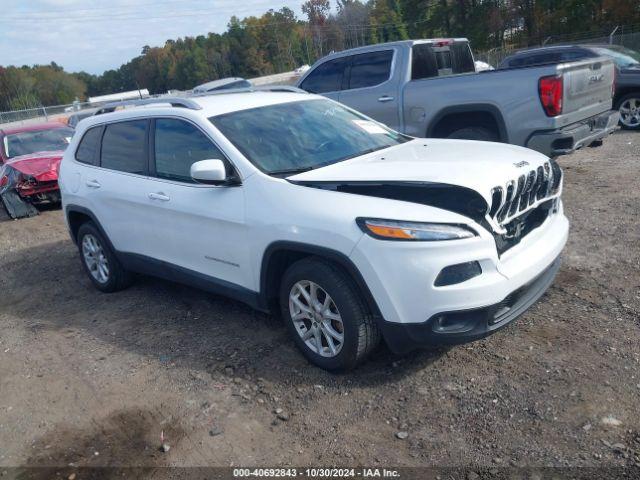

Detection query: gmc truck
xmin=296 ymin=38 xmax=619 ymax=157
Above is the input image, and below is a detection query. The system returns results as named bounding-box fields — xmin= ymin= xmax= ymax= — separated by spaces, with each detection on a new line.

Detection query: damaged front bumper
xmin=0 ymin=164 xmax=60 ymax=219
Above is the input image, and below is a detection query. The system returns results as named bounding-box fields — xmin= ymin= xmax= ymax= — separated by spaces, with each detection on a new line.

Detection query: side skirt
xmin=117 ymin=252 xmax=264 ymax=311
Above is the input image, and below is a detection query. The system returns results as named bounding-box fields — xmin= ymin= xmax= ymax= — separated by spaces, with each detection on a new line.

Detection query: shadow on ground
xmin=1 ymin=239 xmax=446 ymax=390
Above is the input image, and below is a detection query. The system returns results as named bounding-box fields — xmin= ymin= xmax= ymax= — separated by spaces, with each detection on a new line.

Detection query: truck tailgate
xmin=559 ymin=57 xmax=615 ymax=126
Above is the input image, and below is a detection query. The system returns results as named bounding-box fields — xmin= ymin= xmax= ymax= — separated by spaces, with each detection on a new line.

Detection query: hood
xmin=5 ymin=151 xmax=63 ymax=182
xmin=288 ymin=139 xmax=549 ymax=205
xmin=288 ymin=139 xmax=561 ymax=233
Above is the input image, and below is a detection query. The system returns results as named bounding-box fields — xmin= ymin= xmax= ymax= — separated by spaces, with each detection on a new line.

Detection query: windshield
xmin=4 ymin=127 xmax=74 ymax=159
xmin=593 ymin=46 xmax=640 ymax=68
xmin=209 ymin=99 xmax=410 ymax=175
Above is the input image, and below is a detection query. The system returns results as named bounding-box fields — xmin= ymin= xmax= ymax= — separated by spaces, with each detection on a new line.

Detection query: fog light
xmin=434 ymin=261 xmax=482 ymax=287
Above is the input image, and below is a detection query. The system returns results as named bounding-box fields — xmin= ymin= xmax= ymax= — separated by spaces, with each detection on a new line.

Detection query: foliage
xmin=1 ymin=0 xmax=640 ymax=108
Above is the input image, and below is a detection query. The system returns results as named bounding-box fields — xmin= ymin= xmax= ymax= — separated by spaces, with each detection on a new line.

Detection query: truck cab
xmin=297 ymin=39 xmax=475 ymax=133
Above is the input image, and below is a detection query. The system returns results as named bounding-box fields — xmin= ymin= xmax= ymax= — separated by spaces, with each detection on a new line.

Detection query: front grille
xmin=487 ymin=159 xmax=562 ymax=255
xmin=489 ymin=158 xmax=562 ymax=230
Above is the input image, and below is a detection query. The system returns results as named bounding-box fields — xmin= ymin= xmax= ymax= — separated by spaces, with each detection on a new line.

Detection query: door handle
xmin=148 ymin=192 xmax=170 ymax=202
xmin=377 ymin=95 xmax=395 ymax=102
xmin=86 ymin=180 xmax=101 ymax=188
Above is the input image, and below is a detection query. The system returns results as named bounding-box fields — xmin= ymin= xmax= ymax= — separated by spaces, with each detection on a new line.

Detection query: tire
xmin=279 ymin=257 xmax=380 ymax=371
xmin=616 ymin=93 xmax=640 ymax=130
xmin=77 ymin=222 xmax=133 ymax=293
xmin=446 ymin=126 xmax=499 ymax=142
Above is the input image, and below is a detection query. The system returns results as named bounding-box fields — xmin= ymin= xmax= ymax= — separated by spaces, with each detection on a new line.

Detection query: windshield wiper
xmin=269 ymin=166 xmax=315 ymax=176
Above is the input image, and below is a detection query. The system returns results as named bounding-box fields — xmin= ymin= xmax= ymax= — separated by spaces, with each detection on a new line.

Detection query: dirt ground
xmin=0 ymin=131 xmax=638 ymax=476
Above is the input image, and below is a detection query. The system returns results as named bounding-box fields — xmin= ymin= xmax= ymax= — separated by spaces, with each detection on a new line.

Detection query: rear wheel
xmin=446 ymin=126 xmax=499 ymax=142
xmin=77 ymin=222 xmax=133 ymax=293
xmin=279 ymin=258 xmax=380 ymax=371
xmin=617 ymin=94 xmax=640 ymax=130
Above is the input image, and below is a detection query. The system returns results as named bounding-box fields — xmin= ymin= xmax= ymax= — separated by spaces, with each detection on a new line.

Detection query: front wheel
xmin=279 ymin=258 xmax=380 ymax=371
xmin=617 ymin=94 xmax=640 ymax=130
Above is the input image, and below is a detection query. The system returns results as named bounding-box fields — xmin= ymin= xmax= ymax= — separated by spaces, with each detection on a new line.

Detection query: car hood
xmin=287 ymin=139 xmax=549 ymax=205
xmin=5 ymin=151 xmax=63 ymax=182
xmin=288 ymin=138 xmax=562 ymax=233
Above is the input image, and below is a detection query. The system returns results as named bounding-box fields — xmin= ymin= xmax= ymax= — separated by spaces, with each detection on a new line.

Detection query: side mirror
xmin=190 ymin=159 xmax=227 ymax=185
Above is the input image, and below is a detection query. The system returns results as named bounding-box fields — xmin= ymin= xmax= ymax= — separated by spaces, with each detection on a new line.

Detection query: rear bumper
xmin=379 ymin=255 xmax=561 ymax=354
xmin=526 ymin=109 xmax=619 ymax=157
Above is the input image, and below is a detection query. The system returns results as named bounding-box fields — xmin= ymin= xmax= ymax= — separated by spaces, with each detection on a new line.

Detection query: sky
xmin=0 ymin=0 xmax=305 ymax=74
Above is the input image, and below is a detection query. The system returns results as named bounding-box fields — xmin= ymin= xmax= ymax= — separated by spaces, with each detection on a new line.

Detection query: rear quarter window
xmin=100 ymin=120 xmax=148 ymax=174
xmin=75 ymin=126 xmax=102 ymax=166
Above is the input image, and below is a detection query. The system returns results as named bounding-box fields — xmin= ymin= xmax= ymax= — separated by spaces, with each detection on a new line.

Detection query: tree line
xmin=1 ymin=0 xmax=639 ymax=111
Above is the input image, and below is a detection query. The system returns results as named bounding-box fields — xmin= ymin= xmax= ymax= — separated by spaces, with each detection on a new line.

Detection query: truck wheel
xmin=446 ymin=126 xmax=499 ymax=142
xmin=617 ymin=94 xmax=640 ymax=130
xmin=77 ymin=222 xmax=133 ymax=293
xmin=279 ymin=258 xmax=380 ymax=371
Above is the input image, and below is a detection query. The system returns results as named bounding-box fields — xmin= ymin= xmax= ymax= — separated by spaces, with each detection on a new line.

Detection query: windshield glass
xmin=4 ymin=127 xmax=74 ymax=159
xmin=210 ymin=99 xmax=410 ymax=175
xmin=593 ymin=47 xmax=640 ymax=68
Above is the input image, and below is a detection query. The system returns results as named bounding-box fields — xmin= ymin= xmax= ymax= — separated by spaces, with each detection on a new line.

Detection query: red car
xmin=0 ymin=123 xmax=74 ymax=217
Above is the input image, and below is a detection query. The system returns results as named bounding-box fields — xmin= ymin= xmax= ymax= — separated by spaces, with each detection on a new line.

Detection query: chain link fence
xmin=0 ymin=101 xmax=95 ymax=128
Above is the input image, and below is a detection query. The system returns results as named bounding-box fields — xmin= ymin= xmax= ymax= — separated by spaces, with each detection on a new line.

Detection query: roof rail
xmin=94 ymin=96 xmax=202 ymax=115
xmin=94 ymin=86 xmax=307 ymax=115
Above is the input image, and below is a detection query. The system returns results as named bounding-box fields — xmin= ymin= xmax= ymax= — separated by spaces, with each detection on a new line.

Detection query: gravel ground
xmin=0 ymin=131 xmax=638 ymax=477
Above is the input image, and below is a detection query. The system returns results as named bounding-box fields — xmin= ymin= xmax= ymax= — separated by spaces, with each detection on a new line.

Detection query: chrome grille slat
xmin=487 ymin=159 xmax=562 ymax=234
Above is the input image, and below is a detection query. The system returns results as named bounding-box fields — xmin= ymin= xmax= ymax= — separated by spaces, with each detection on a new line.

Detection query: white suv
xmin=59 ymin=90 xmax=568 ymax=371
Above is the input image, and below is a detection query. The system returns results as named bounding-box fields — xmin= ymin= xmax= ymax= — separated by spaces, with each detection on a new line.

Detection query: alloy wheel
xmin=82 ymin=234 xmax=110 ymax=284
xmin=288 ymin=280 xmax=344 ymax=357
xmin=619 ymin=97 xmax=640 ymax=128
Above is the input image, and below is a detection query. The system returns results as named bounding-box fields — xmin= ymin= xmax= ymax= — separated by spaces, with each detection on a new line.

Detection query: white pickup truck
xmin=297 ymin=38 xmax=619 ymax=157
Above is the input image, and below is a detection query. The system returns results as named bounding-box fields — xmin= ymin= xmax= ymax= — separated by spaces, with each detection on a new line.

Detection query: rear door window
xmin=347 ymin=50 xmax=393 ymax=89
xmin=153 ymin=118 xmax=226 ymax=183
xmin=75 ymin=126 xmax=102 ymax=166
xmin=100 ymin=120 xmax=148 ymax=174
xmin=299 ymin=57 xmax=348 ymax=93
xmin=412 ymin=44 xmax=439 ymax=80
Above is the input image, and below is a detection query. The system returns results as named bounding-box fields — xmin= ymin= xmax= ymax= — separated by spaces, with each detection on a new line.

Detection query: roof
xmin=508 ymin=44 xmax=595 ymax=57
xmin=194 ymin=91 xmax=313 ymax=117
xmin=81 ymin=90 xmax=317 ymax=127
xmin=318 ymin=38 xmax=469 ymax=60
xmin=0 ymin=122 xmax=69 ymax=136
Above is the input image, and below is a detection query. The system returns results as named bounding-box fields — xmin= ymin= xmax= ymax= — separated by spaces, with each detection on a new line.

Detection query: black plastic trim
xmin=379 ymin=255 xmax=561 ymax=354
xmin=117 ymin=252 xmax=261 ymax=309
xmin=65 ymin=205 xmax=116 ymax=250
xmin=259 ymin=241 xmax=383 ymax=319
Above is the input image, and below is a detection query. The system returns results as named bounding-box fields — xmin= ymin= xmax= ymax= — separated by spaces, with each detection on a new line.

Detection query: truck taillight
xmin=539 ymin=75 xmax=563 ymax=117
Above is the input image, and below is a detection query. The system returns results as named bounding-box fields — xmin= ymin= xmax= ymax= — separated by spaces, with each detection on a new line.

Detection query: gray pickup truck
xmin=296 ymin=38 xmax=619 ymax=157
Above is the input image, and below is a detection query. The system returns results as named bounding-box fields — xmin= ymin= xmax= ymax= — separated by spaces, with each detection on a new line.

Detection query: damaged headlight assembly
xmin=356 ymin=218 xmax=477 ymax=241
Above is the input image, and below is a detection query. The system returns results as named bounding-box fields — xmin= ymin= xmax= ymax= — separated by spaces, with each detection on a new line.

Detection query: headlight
xmin=356 ymin=218 xmax=477 ymax=241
